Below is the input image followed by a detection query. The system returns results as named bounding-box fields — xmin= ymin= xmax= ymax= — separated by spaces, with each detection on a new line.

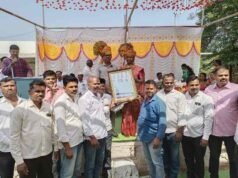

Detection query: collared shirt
xmin=78 ymin=80 xmax=88 ymax=96
xmin=157 ymin=89 xmax=186 ymax=133
xmin=137 ymin=95 xmax=167 ymax=143
xmin=54 ymin=92 xmax=84 ymax=149
xmin=44 ymin=86 xmax=64 ymax=105
xmin=99 ymin=64 xmax=117 ymax=85
xmin=2 ymin=57 xmax=33 ymax=77
xmin=101 ymin=93 xmax=112 ymax=131
xmin=0 ymin=97 xmax=24 ymax=152
xmin=10 ymin=99 xmax=54 ymax=165
xmin=78 ymin=90 xmax=107 ymax=139
xmin=234 ymin=122 xmax=238 ymax=145
xmin=83 ymin=66 xmax=99 ymax=81
xmin=184 ymin=91 xmax=214 ymax=140
xmin=205 ymin=82 xmax=238 ymax=137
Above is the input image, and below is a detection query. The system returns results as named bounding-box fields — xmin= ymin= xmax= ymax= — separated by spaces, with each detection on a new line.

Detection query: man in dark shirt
xmin=2 ymin=44 xmax=33 ymax=77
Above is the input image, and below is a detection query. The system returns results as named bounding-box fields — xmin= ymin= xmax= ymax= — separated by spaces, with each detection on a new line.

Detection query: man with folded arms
xmin=54 ymin=75 xmax=84 ymax=178
xmin=10 ymin=80 xmax=54 ymax=178
xmin=0 ymin=77 xmax=24 ymax=178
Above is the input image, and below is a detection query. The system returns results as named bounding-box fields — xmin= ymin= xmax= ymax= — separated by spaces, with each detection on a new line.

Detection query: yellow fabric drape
xmin=64 ymin=42 xmax=81 ymax=61
xmin=153 ymin=41 xmax=174 ymax=57
xmin=37 ymin=42 xmax=45 ymax=60
xmin=44 ymin=43 xmax=63 ymax=60
xmin=82 ymin=43 xmax=97 ymax=60
xmin=175 ymin=41 xmax=193 ymax=56
xmin=131 ymin=42 xmax=152 ymax=58
xmin=194 ymin=40 xmax=201 ymax=55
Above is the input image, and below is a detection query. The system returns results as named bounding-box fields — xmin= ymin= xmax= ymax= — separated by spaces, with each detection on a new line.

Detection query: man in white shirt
xmin=54 ymin=75 xmax=84 ymax=178
xmin=78 ymin=76 xmax=107 ymax=178
xmin=77 ymin=73 xmax=88 ymax=96
xmin=157 ymin=73 xmax=186 ymax=178
xmin=0 ymin=77 xmax=24 ymax=178
xmin=10 ymin=79 xmax=54 ymax=178
xmin=83 ymin=60 xmax=99 ymax=81
xmin=56 ymin=70 xmax=63 ymax=88
xmin=99 ymin=78 xmax=113 ymax=178
xmin=182 ymin=75 xmax=214 ymax=178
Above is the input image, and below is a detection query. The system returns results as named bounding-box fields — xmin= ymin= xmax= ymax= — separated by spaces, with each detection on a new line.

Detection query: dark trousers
xmin=234 ymin=144 xmax=238 ymax=178
xmin=20 ymin=153 xmax=53 ymax=178
xmin=0 ymin=151 xmax=15 ymax=178
xmin=209 ymin=135 xmax=236 ymax=178
xmin=182 ymin=136 xmax=206 ymax=178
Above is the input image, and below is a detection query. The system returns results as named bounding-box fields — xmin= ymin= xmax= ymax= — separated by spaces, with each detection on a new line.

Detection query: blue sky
xmin=0 ymin=0 xmax=199 ymax=41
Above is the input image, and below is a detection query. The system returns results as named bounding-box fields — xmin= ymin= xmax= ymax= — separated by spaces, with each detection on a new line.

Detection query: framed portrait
xmin=108 ymin=68 xmax=137 ymax=103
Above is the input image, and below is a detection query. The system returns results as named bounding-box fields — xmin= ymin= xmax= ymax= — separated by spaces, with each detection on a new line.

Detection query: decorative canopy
xmin=36 ymin=0 xmax=220 ymax=11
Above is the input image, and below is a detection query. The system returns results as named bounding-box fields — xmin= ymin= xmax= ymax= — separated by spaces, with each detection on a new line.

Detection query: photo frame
xmin=108 ymin=68 xmax=138 ymax=103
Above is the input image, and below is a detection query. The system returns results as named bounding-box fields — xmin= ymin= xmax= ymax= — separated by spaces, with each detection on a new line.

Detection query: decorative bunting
xmin=37 ymin=41 xmax=201 ymax=61
xmin=36 ymin=0 xmax=222 ymax=11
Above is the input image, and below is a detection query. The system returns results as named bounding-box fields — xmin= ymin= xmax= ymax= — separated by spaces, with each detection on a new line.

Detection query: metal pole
xmin=201 ymin=0 xmax=205 ymax=26
xmin=42 ymin=2 xmax=46 ymax=27
xmin=0 ymin=8 xmax=44 ymax=29
xmin=124 ymin=0 xmax=128 ymax=43
xmin=126 ymin=0 xmax=138 ymax=26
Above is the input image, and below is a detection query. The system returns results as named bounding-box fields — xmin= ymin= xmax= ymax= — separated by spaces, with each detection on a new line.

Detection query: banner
xmin=36 ymin=27 xmax=203 ymax=80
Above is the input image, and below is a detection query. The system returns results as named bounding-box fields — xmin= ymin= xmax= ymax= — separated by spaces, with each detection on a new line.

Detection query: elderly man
xmin=205 ymin=67 xmax=238 ymax=178
xmin=0 ymin=77 xmax=24 ymax=178
xmin=78 ymin=76 xmax=107 ymax=178
xmin=183 ymin=75 xmax=214 ymax=178
xmin=2 ymin=45 xmax=33 ymax=77
xmin=10 ymin=79 xmax=54 ymax=178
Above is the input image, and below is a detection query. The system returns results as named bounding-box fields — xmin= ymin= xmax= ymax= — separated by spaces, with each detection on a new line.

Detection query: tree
xmin=197 ymin=0 xmax=238 ymax=73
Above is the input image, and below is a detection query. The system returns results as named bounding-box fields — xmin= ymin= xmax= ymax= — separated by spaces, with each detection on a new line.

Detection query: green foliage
xmin=197 ymin=0 xmax=238 ymax=72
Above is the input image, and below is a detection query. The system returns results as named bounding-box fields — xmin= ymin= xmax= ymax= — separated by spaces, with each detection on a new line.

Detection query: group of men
xmin=0 ymin=43 xmax=238 ymax=178
xmin=0 ymin=72 xmax=113 ymax=178
xmin=138 ymin=67 xmax=238 ymax=178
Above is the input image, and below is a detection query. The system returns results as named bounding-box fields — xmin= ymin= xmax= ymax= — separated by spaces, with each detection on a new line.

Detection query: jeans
xmin=182 ymin=136 xmax=206 ymax=178
xmin=163 ymin=133 xmax=180 ymax=178
xmin=20 ymin=153 xmax=53 ymax=178
xmin=84 ymin=138 xmax=106 ymax=178
xmin=142 ymin=141 xmax=165 ymax=178
xmin=209 ymin=135 xmax=236 ymax=178
xmin=0 ymin=151 xmax=15 ymax=178
xmin=103 ymin=130 xmax=113 ymax=171
xmin=60 ymin=143 xmax=82 ymax=178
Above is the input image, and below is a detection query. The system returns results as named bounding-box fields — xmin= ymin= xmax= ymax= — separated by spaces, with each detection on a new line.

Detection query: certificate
xmin=109 ymin=68 xmax=137 ymax=103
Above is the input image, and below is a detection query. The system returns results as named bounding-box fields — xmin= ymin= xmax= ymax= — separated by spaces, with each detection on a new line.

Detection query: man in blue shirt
xmin=138 ymin=80 xmax=167 ymax=178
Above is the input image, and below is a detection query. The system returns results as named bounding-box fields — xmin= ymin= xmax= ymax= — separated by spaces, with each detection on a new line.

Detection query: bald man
xmin=78 ymin=76 xmax=107 ymax=178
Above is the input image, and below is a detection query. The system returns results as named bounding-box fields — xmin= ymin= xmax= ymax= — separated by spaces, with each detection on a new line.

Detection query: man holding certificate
xmin=121 ymin=48 xmax=145 ymax=136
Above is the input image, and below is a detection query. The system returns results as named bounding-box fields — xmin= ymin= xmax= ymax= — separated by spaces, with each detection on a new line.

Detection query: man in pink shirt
xmin=205 ymin=67 xmax=238 ymax=178
xmin=43 ymin=70 xmax=64 ymax=105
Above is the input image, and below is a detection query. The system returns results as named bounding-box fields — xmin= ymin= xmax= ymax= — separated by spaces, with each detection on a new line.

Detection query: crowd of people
xmin=0 ymin=43 xmax=238 ymax=178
